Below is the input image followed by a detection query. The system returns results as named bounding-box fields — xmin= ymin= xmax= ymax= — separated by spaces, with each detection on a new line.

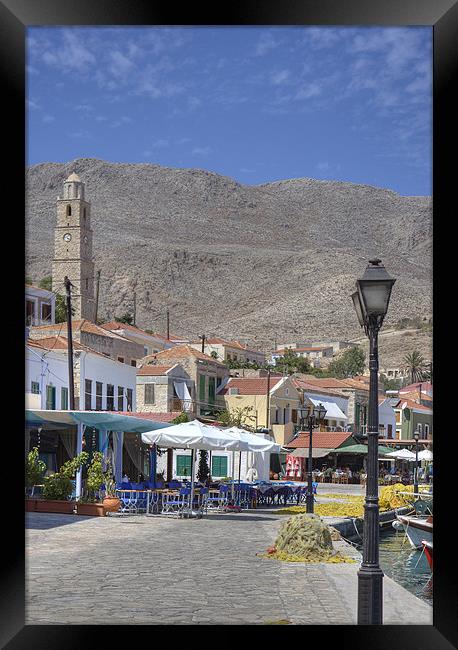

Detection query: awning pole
xmin=190 ymin=448 xmax=195 ymax=512
xmin=75 ymin=423 xmax=84 ymax=499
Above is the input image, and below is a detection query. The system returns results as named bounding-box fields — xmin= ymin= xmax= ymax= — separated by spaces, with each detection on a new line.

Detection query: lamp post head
xmin=354 ymin=259 xmax=396 ymax=327
xmin=413 ymin=431 xmax=420 ymax=442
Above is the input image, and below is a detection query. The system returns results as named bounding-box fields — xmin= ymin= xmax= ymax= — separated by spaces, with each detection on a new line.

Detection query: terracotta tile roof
xmin=142 ymin=345 xmax=226 ymax=366
xmin=137 ymin=364 xmax=177 ymax=376
xmin=30 ymin=319 xmax=130 ymax=341
xmin=286 ymin=431 xmax=352 ymax=450
xmin=291 ymin=378 xmax=345 ymax=398
xmin=27 ymin=336 xmax=109 ymax=360
xmin=219 ymin=376 xmax=284 ymax=395
xmin=100 ymin=322 xmax=161 ymax=338
xmin=204 ymin=337 xmax=264 ymax=354
xmin=397 ymin=398 xmax=433 ymax=412
xmin=115 ymin=411 xmax=182 ymax=423
xmin=400 ymin=382 xmax=432 ymax=394
xmin=277 ymin=346 xmax=331 ymax=353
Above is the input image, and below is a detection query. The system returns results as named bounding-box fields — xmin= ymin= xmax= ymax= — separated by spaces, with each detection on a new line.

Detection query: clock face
xmin=63 ymin=233 xmax=72 ymax=242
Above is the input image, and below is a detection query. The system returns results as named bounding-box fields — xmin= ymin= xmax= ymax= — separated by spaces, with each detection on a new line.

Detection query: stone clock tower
xmin=52 ymin=173 xmax=95 ymax=321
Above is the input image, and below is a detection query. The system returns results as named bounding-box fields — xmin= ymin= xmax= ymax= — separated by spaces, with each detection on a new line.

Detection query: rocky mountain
xmin=25 ymin=158 xmax=432 ymax=361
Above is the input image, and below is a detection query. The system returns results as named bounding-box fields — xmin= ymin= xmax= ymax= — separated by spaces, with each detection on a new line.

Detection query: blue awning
xmin=25 ymin=409 xmax=172 ymax=433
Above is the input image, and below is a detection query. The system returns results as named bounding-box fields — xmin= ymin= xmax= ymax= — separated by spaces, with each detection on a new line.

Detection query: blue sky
xmin=27 ymin=26 xmax=432 ymax=196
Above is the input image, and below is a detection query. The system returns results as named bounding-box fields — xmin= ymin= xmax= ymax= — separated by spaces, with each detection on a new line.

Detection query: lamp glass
xmin=358 ymin=280 xmax=394 ymax=316
xmin=352 ymin=291 xmax=365 ymax=327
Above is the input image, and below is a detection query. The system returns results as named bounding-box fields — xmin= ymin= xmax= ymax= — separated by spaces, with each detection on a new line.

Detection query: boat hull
xmin=422 ymin=540 xmax=433 ymax=570
xmin=396 ymin=515 xmax=433 ymax=549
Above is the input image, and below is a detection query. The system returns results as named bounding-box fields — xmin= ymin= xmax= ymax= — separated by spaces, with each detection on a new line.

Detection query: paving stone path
xmin=25 ymin=508 xmax=431 ymax=626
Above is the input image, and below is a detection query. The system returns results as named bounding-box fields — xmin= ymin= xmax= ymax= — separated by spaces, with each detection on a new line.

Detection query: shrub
xmin=25 ymin=447 xmax=46 ymax=489
xmin=42 ymin=452 xmax=88 ymax=501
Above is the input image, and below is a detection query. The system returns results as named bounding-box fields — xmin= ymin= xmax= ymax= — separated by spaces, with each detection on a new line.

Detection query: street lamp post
xmin=298 ymin=403 xmax=327 ymax=513
xmin=351 ymin=258 xmax=396 ymax=625
xmin=413 ymin=431 xmax=420 ymax=494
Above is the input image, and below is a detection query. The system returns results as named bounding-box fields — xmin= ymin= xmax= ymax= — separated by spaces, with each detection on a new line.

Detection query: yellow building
xmin=217 ymin=375 xmax=302 ymax=445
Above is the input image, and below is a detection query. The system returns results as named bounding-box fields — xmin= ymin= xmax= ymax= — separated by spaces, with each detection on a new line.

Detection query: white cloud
xmin=255 ymin=31 xmax=280 ymax=56
xmin=271 ymin=69 xmax=290 ymax=85
xmin=295 ymin=83 xmax=321 ymax=100
xmin=42 ymin=114 xmax=55 ymax=123
xmin=192 ymin=146 xmax=212 ymax=155
xmin=42 ymin=29 xmax=96 ymax=73
xmin=151 ymin=138 xmax=169 ymax=148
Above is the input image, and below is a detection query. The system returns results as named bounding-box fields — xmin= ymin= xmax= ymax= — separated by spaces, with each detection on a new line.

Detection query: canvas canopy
xmin=331 ymin=444 xmax=397 ymax=455
xmin=417 ymin=449 xmax=433 ymax=461
xmin=225 ymin=427 xmax=282 ymax=453
xmin=386 ymin=448 xmax=416 ymax=460
xmin=142 ymin=419 xmax=251 ymax=451
xmin=25 ymin=409 xmax=172 ymax=432
xmin=307 ymin=398 xmax=347 ymax=421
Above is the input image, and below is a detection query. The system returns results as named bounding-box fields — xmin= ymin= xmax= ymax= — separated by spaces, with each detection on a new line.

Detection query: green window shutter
xmin=61 ymin=387 xmax=68 ymax=410
xmin=176 ymin=455 xmax=192 ymax=476
xmin=212 ymin=456 xmax=228 ymax=477
xmin=208 ymin=377 xmax=216 ymax=405
xmin=199 ymin=375 xmax=206 ymax=402
xmin=31 ymin=381 xmax=40 ymax=394
xmin=46 ymin=385 xmax=56 ymax=410
xmin=355 ymin=403 xmax=360 ymax=430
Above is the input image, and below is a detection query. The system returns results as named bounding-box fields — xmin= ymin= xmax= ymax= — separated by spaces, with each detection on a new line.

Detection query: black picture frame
xmin=2 ymin=0 xmax=456 ymax=646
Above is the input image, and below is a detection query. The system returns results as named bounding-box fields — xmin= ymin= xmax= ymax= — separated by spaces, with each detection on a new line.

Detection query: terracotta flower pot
xmin=76 ymin=502 xmax=106 ymax=517
xmin=25 ymin=498 xmax=38 ymax=512
xmin=102 ymin=496 xmax=121 ymax=514
xmin=35 ymin=499 xmax=75 ymax=514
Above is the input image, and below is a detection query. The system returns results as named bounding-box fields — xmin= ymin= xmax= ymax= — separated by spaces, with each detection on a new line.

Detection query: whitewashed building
xmin=25 ymin=284 xmax=56 ymax=328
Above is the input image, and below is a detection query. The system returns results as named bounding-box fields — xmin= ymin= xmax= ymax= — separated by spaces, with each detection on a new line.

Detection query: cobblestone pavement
xmin=25 ymin=508 xmax=431 ymax=625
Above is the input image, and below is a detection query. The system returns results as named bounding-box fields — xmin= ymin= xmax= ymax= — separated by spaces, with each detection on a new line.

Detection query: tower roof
xmin=65 ymin=172 xmax=81 ymax=182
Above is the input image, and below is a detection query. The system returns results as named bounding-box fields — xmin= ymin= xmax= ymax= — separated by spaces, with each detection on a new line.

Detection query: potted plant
xmin=102 ymin=458 xmax=121 ymax=514
xmin=38 ymin=452 xmax=88 ymax=514
xmin=76 ymin=452 xmax=106 ymax=516
xmin=25 ymin=447 xmax=46 ymax=511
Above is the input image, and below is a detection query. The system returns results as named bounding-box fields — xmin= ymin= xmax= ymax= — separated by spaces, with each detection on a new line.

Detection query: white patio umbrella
xmin=224 ymin=427 xmax=282 ymax=499
xmin=386 ymin=449 xmax=416 ymax=460
xmin=418 ymin=449 xmax=433 ymax=461
xmin=141 ymin=420 xmax=252 ymax=515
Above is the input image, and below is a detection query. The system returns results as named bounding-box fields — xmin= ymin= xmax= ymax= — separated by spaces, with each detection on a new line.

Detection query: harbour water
xmin=377 ymin=528 xmax=432 ymax=604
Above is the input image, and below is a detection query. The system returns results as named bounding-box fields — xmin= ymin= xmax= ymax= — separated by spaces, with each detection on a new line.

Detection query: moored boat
xmin=396 ymin=514 xmax=433 ymax=549
xmin=422 ymin=540 xmax=433 ymax=570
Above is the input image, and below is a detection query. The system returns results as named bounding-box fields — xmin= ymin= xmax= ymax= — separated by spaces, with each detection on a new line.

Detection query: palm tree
xmin=403 ymin=350 xmax=426 ymax=384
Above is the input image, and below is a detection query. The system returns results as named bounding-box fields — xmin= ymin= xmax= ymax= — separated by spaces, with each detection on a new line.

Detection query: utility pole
xmin=166 ymin=308 xmax=170 ymax=340
xmin=133 ymin=291 xmax=136 ymax=326
xmin=199 ymin=333 xmax=206 ymax=354
xmin=265 ymin=367 xmax=271 ymax=432
xmin=64 ymin=276 xmax=75 ymax=410
xmin=94 ymin=269 xmax=101 ymax=324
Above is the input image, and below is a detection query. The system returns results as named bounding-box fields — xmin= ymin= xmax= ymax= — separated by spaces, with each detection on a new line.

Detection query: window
xmin=26 ymin=299 xmax=35 ymax=325
xmin=96 ymin=382 xmax=103 ymax=410
xmin=144 ymin=346 xmax=148 ymax=356
xmin=176 ymin=455 xmax=192 ymax=477
xmin=144 ymin=384 xmax=155 ymax=405
xmin=417 ymin=423 xmax=423 ymax=437
xmin=208 ymin=377 xmax=216 ymax=405
xmin=117 ymin=356 xmax=124 ymax=363
xmin=85 ymin=379 xmax=92 ymax=410
xmin=126 ymin=388 xmax=133 ymax=411
xmin=387 ymin=424 xmax=393 ymax=439
xmin=199 ymin=375 xmax=206 ymax=403
xmin=424 ymin=424 xmax=429 ymax=438
xmin=131 ymin=360 xmax=137 ymax=367
xmin=107 ymin=384 xmax=114 ymax=411
xmin=31 ymin=381 xmax=40 ymax=394
xmin=212 ymin=456 xmax=228 ymax=477
xmin=41 ymin=303 xmax=52 ymax=322
xmin=46 ymin=385 xmax=56 ymax=410
xmin=61 ymin=387 xmax=68 ymax=410
xmin=66 ymin=205 xmax=71 ymax=216
xmin=118 ymin=386 xmax=124 ymax=411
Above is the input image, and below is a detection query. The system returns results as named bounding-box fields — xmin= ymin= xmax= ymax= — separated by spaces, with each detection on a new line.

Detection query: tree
xmin=115 ymin=313 xmax=134 ymax=325
xmin=171 ymin=411 xmax=190 ymax=424
xmin=217 ymin=406 xmax=256 ymax=429
xmin=210 ymin=351 xmax=218 ymax=359
xmin=197 ymin=450 xmax=210 ymax=484
xmin=274 ymin=349 xmax=311 ymax=375
xmin=39 ymin=275 xmax=73 ymax=323
xmin=403 ymin=350 xmax=427 ymax=384
xmin=327 ymin=346 xmax=365 ymax=378
xmin=379 ymin=374 xmax=401 ymax=391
